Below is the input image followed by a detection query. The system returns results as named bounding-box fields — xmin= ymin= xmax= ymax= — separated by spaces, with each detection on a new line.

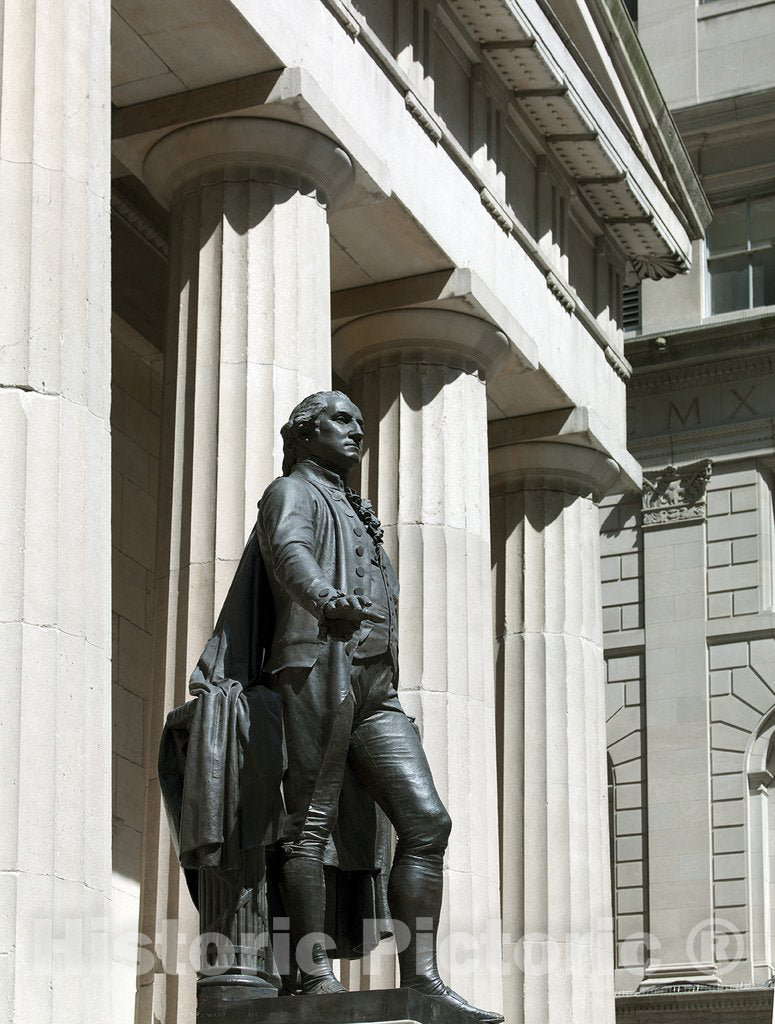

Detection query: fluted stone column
xmin=134 ymin=119 xmax=353 ymax=1024
xmin=0 ymin=2 xmax=112 ymax=1023
xmin=489 ymin=440 xmax=620 ymax=1024
xmin=334 ymin=309 xmax=509 ymax=1011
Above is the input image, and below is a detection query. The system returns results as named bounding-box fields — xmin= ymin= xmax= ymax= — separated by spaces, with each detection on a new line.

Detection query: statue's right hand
xmin=322 ymin=594 xmax=386 ymax=625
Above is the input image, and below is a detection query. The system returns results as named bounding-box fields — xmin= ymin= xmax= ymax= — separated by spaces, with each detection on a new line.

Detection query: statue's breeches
xmin=276 ymin=653 xmax=451 ymax=863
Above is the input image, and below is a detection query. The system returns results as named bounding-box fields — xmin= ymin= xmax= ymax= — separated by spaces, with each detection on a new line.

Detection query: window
xmin=707 ymin=194 xmax=775 ymax=315
xmin=622 ymin=284 xmax=642 ymax=334
xmin=550 ymin=185 xmax=567 ymax=253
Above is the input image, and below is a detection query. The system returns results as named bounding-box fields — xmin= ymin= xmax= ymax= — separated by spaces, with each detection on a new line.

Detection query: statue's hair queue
xmin=280 ymin=390 xmax=350 ymax=476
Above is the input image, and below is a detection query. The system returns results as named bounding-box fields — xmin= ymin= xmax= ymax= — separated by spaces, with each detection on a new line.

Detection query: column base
xmin=197 ymin=987 xmax=477 ymax=1024
xmin=198 ymin=972 xmax=280 ymax=1011
xmin=638 ymin=962 xmax=721 ymax=990
xmin=616 ymin=986 xmax=774 ymax=1024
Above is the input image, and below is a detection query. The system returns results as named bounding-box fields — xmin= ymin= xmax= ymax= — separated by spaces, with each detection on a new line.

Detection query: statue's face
xmin=302 ymin=394 xmax=365 ymax=473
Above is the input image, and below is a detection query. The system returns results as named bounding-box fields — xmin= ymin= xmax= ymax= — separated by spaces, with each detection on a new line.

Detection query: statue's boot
xmin=281 ymin=856 xmax=346 ymax=995
xmin=391 ymin=854 xmax=504 ymax=1023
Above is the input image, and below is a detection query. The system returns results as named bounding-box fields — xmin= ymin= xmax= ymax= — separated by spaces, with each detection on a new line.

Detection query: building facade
xmin=603 ymin=0 xmax=775 ymax=1008
xmin=0 ymin=2 xmax=711 ymax=1024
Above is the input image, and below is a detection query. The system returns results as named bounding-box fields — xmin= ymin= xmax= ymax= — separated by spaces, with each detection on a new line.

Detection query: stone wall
xmin=707 ymin=467 xmax=763 ymax=620
xmin=602 ymin=453 xmax=775 ymax=991
xmin=606 ymin=651 xmax=648 ymax=988
xmin=601 ymin=496 xmax=648 ymax=990
xmin=601 ymin=497 xmax=644 ymax=639
xmin=110 ymin=317 xmax=162 ymax=1023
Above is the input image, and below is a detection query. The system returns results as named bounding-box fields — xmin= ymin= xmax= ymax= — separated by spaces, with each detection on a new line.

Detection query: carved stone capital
xmin=142 ymin=117 xmax=354 ymax=210
xmin=641 ymin=458 xmax=713 ymax=528
xmin=333 ymin=308 xmax=511 ymax=380
xmin=488 ymin=440 xmax=621 ymax=501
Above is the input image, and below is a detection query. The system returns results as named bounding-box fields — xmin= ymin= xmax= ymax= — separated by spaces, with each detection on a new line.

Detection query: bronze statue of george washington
xmin=159 ymin=391 xmax=502 ymax=1022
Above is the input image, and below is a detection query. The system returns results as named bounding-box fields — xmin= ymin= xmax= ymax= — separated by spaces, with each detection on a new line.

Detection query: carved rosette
xmin=641 ymin=458 xmax=713 ymax=528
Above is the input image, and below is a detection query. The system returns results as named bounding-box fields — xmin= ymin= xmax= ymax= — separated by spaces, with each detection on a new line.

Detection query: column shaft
xmin=490 ymin=442 xmax=619 ymax=1024
xmin=136 ymin=121 xmax=350 ymax=1023
xmin=0 ymin=1 xmax=113 ymax=1022
xmin=340 ymin=310 xmax=507 ymax=1012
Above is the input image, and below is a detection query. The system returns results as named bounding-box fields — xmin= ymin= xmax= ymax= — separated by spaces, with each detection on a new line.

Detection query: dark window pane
xmin=751 ymin=194 xmax=775 ymax=247
xmin=707 ymin=201 xmax=747 ymax=255
xmin=752 ymin=248 xmax=775 ymax=307
xmin=709 ymin=254 xmax=749 ymax=314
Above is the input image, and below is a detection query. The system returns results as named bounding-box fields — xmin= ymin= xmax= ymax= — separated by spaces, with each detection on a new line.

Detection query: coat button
xmin=355 ymin=545 xmax=364 ymax=556
xmin=318 ymin=588 xmax=330 ymax=597
xmin=353 ymin=586 xmax=364 ymax=596
xmin=355 ymin=566 xmax=365 ymax=577
xmin=353 ymin=527 xmax=363 ymax=536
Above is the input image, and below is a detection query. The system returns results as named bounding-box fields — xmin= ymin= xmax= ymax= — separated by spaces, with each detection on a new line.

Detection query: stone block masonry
xmin=110 ymin=320 xmax=163 ymax=1024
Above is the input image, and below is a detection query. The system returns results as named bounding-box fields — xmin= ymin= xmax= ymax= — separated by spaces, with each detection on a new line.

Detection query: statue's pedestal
xmin=197 ymin=988 xmax=478 ymax=1024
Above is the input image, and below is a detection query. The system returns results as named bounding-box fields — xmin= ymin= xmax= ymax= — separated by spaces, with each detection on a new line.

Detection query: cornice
xmin=446 ymin=0 xmax=698 ymax=278
xmin=630 ymin=352 xmax=775 ymax=395
xmin=584 ymin=0 xmax=711 ymax=237
xmin=674 ymin=85 xmax=775 ymax=139
xmin=627 ymin=313 xmax=775 ymax=380
xmin=616 ymin=986 xmax=774 ymax=1017
xmin=320 ymin=0 xmax=360 ymax=37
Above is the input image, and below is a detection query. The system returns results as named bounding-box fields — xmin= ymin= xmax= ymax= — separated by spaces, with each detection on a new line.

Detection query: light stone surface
xmin=638 ymin=0 xmax=775 ymax=109
xmin=605 ymin=651 xmax=648 ymax=991
xmin=612 ymin=411 xmax=775 ymax=990
xmin=640 ymin=517 xmax=716 ymax=987
xmin=339 ymin=309 xmax=505 ymax=1012
xmin=0 ymin=1 xmax=113 ymax=1022
xmin=608 ymin=0 xmax=775 ymax=991
xmin=490 ymin=439 xmax=620 ymax=1024
xmin=179 ymin=0 xmax=666 ymax=466
xmin=111 ymin=319 xmax=164 ymax=1024
xmin=134 ymin=118 xmax=341 ymax=1024
xmin=0 ymin=2 xmax=727 ymax=1023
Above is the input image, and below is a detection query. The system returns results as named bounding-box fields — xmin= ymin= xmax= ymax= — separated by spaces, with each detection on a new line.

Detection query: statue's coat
xmin=158 ymin=461 xmax=394 ymax=957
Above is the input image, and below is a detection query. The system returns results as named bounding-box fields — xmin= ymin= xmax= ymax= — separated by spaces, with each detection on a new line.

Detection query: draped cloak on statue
xmin=157 ymin=524 xmax=392 ymax=960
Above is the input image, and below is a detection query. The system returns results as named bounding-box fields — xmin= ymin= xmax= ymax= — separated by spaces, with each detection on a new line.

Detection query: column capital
xmin=333 ymin=308 xmax=511 ymax=380
xmin=489 ymin=440 xmax=620 ymax=501
xmin=142 ymin=117 xmax=354 ymax=210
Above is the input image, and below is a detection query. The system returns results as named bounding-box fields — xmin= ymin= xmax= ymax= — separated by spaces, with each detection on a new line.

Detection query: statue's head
xmin=281 ymin=390 xmax=364 ymax=476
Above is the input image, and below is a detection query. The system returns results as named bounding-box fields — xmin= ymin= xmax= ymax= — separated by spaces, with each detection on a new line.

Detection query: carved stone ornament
xmin=641 ymin=458 xmax=713 ymax=528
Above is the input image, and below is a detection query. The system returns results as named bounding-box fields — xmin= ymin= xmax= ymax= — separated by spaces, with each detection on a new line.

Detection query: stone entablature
xmin=626 ymin=316 xmax=775 ymax=463
xmin=641 ymin=459 xmax=713 ymax=528
xmin=615 ymin=986 xmax=775 ymax=1023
